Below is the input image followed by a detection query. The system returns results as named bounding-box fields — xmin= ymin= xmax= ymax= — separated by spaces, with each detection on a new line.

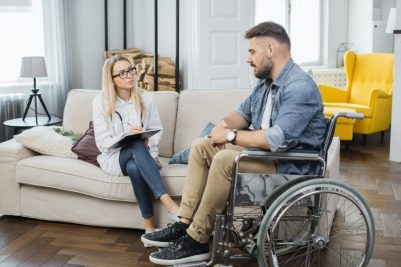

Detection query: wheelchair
xmin=175 ymin=113 xmax=375 ymax=267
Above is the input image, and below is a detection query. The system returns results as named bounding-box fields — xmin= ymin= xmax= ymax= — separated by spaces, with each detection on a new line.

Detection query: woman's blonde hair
xmin=101 ymin=55 xmax=145 ymax=119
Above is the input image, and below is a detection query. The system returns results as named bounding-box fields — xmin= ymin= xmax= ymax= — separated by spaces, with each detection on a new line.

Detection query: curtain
xmin=0 ymin=0 xmax=72 ymax=141
xmin=0 ymin=0 xmax=72 ymax=117
xmin=40 ymin=0 xmax=73 ymax=117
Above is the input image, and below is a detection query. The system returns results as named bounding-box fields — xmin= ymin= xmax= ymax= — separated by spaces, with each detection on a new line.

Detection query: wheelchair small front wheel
xmin=257 ymin=178 xmax=375 ymax=267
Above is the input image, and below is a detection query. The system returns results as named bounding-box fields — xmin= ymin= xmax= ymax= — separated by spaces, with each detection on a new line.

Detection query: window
xmin=0 ymin=0 xmax=45 ymax=83
xmin=255 ymin=0 xmax=321 ymax=66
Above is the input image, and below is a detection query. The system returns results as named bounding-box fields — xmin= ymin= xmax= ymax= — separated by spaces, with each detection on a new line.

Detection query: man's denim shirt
xmin=236 ymin=59 xmax=326 ymax=175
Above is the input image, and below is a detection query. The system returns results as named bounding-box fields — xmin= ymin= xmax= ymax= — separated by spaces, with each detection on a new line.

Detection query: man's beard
xmin=254 ymin=58 xmax=272 ymax=80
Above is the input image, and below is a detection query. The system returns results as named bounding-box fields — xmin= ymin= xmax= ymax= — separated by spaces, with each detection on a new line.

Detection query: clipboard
xmin=109 ymin=129 xmax=160 ymax=149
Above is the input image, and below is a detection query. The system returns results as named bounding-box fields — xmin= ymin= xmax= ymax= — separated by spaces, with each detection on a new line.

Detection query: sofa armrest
xmin=0 ymin=138 xmax=38 ymax=162
xmin=318 ymin=84 xmax=349 ymax=103
xmin=0 ymin=139 xmax=38 ymax=215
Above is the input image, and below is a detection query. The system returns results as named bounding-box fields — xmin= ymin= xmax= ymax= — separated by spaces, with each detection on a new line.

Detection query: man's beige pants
xmin=178 ymin=138 xmax=276 ymax=244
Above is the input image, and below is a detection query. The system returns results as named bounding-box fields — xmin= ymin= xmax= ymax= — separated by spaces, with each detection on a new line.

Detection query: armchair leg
xmin=363 ymin=135 xmax=367 ymax=146
xmin=380 ymin=131 xmax=385 ymax=144
xmin=345 ymin=141 xmax=350 ymax=151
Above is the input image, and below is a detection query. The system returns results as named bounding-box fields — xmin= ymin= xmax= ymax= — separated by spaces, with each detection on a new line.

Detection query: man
xmin=142 ymin=21 xmax=326 ymax=265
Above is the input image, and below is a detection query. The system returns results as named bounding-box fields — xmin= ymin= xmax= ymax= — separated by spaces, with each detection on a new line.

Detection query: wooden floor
xmin=0 ymin=133 xmax=401 ymax=267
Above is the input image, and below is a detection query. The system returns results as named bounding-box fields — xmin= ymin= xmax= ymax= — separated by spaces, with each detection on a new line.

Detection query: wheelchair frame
xmin=175 ymin=112 xmax=374 ymax=267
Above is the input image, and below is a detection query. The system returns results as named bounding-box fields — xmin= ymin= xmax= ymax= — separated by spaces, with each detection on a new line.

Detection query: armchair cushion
xmin=323 ymin=103 xmax=372 ymax=118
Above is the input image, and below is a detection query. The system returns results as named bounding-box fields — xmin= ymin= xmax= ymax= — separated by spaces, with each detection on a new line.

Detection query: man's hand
xmin=210 ymin=123 xmax=229 ymax=149
xmin=216 ymin=120 xmax=228 ymax=128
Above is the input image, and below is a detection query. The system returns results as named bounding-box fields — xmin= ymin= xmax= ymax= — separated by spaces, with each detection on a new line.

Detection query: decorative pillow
xmin=14 ymin=126 xmax=78 ymax=158
xmin=169 ymin=122 xmax=214 ymax=164
xmin=71 ymin=121 xmax=101 ymax=167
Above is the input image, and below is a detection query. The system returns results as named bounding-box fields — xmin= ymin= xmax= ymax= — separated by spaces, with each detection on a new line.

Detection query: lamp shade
xmin=386 ymin=8 xmax=397 ymax=34
xmin=20 ymin=56 xmax=48 ymax=78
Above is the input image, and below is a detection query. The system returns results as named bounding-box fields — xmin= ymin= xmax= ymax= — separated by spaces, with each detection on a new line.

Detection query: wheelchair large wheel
xmin=257 ymin=178 xmax=375 ymax=267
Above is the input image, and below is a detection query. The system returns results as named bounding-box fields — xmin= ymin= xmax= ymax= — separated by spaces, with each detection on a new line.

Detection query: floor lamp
xmin=20 ymin=56 xmax=51 ymax=125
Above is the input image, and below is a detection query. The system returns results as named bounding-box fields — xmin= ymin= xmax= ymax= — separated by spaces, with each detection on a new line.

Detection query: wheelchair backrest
xmin=320 ymin=117 xmax=335 ymax=164
xmin=320 ymin=112 xmax=363 ymax=164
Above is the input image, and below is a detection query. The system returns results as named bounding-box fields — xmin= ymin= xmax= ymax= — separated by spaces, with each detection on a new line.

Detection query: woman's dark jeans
xmin=119 ymin=141 xmax=166 ymax=218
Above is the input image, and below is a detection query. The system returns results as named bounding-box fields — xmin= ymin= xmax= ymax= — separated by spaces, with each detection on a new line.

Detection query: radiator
xmin=311 ymin=68 xmax=347 ymax=89
xmin=0 ymin=94 xmax=25 ymax=142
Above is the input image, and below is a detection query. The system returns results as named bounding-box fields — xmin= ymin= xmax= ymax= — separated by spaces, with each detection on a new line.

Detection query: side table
xmin=3 ymin=115 xmax=62 ymax=135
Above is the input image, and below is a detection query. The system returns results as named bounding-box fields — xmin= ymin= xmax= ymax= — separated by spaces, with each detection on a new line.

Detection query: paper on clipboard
xmin=109 ymin=129 xmax=160 ymax=149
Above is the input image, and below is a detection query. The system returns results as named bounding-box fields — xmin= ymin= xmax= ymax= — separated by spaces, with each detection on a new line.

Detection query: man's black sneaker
xmin=149 ymin=235 xmax=210 ymax=265
xmin=141 ymin=221 xmax=188 ymax=247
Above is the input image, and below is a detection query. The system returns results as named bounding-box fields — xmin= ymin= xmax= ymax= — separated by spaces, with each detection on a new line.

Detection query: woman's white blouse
xmin=92 ymin=91 xmax=163 ymax=176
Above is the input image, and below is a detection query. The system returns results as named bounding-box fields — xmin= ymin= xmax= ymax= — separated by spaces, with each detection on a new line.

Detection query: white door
xmin=187 ymin=0 xmax=254 ymax=89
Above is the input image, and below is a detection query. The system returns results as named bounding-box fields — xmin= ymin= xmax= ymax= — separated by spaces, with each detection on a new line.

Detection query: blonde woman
xmin=93 ymin=55 xmax=179 ymax=237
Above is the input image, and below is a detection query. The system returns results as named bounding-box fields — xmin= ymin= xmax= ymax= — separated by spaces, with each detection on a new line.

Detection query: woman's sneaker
xmin=149 ymin=235 xmax=210 ymax=265
xmin=141 ymin=221 xmax=188 ymax=248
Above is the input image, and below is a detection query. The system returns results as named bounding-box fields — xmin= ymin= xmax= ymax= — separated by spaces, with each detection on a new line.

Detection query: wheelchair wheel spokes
xmin=257 ymin=179 xmax=374 ymax=267
xmin=268 ymin=207 xmax=313 ymax=254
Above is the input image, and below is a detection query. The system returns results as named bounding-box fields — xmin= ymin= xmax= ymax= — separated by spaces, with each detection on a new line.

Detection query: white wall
xmin=67 ymin=0 xmax=179 ymax=90
xmin=390 ymin=0 xmax=401 ymax=162
xmin=67 ymin=0 xmax=351 ymax=88
xmin=348 ymin=0 xmax=373 ymax=52
xmin=66 ymin=0 xmax=395 ymax=89
xmin=322 ymin=0 xmax=349 ymax=67
xmin=68 ymin=0 xmax=105 ymax=90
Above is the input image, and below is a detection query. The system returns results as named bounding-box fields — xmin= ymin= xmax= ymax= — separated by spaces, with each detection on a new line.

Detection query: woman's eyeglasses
xmin=112 ymin=67 xmax=137 ymax=79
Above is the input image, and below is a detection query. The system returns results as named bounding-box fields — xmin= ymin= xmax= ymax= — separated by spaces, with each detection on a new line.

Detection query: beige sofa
xmin=0 ymin=89 xmax=340 ymax=229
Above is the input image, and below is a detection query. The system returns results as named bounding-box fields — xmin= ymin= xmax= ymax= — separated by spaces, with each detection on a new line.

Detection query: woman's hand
xmin=124 ymin=126 xmax=143 ymax=137
xmin=125 ymin=127 xmax=149 ymax=148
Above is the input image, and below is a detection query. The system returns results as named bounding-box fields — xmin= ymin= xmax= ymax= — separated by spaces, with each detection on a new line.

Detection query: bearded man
xmin=142 ymin=21 xmax=326 ymax=266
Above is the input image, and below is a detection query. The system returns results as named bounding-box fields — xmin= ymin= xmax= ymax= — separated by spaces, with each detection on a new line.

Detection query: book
xmin=109 ymin=129 xmax=160 ymax=149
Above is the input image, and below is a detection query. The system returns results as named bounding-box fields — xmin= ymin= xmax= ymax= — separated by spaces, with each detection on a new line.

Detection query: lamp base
xmin=22 ymin=89 xmax=51 ymax=125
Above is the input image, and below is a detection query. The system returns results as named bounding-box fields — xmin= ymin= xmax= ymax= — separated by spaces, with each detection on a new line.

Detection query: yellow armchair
xmin=319 ymin=51 xmax=394 ymax=142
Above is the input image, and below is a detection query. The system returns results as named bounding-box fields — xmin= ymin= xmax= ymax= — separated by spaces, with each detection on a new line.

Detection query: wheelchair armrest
xmin=240 ymin=150 xmax=320 ymax=159
xmin=235 ymin=150 xmax=326 ymax=177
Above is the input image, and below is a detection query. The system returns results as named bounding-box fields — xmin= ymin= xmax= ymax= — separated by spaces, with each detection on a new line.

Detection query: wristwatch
xmin=226 ymin=129 xmax=238 ymax=144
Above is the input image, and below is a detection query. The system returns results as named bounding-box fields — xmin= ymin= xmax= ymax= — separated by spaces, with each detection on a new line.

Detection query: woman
xmin=93 ymin=55 xmax=179 ymax=236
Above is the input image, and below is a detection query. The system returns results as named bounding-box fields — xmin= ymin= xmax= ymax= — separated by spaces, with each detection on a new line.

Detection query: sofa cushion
xmin=169 ymin=122 xmax=214 ymax=164
xmin=62 ymin=89 xmax=178 ymax=157
xmin=63 ymin=89 xmax=101 ymax=134
xmin=152 ymin=92 xmax=179 ymax=157
xmin=174 ymin=89 xmax=251 ymax=153
xmin=16 ymin=156 xmax=186 ymax=202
